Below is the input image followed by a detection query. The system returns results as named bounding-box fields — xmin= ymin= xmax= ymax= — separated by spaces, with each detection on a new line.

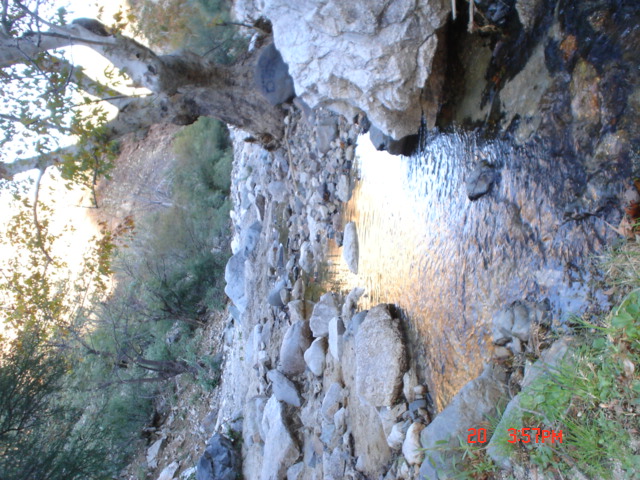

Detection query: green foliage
xmin=510 ymin=291 xmax=640 ymax=479
xmin=128 ymin=0 xmax=248 ymax=63
xmin=117 ymin=117 xmax=233 ymax=319
xmin=0 ymin=323 xmax=114 ymax=480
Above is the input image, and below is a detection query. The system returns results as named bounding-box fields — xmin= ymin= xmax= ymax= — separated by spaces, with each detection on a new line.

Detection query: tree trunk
xmin=0 ymin=20 xmax=287 ymax=179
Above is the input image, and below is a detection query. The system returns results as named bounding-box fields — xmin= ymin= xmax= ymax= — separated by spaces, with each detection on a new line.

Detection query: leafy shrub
xmin=128 ymin=0 xmax=248 ymax=63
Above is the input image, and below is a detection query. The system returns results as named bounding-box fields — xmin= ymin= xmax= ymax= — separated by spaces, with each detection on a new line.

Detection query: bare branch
xmin=0 ymin=112 xmax=70 ymax=133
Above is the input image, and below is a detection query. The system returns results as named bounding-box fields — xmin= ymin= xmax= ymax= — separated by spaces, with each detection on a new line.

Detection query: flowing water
xmin=329 ymin=130 xmax=623 ymax=409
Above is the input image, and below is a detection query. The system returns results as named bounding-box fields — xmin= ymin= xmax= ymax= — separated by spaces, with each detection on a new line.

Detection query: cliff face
xmin=235 ymin=0 xmax=451 ymax=140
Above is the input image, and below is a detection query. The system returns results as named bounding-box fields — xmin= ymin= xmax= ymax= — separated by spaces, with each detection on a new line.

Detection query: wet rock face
xmin=235 ymin=0 xmax=451 ymax=140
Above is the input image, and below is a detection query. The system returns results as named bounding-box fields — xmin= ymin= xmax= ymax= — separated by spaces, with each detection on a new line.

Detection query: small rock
xmin=334 ymin=407 xmax=347 ymax=434
xmin=304 ymin=337 xmax=327 ymax=376
xmin=466 ymin=164 xmax=497 ymax=201
xmin=224 ymin=253 xmax=248 ymax=313
xmin=310 ymin=292 xmax=340 ymax=338
xmin=261 ymin=396 xmax=301 ymax=480
xmin=342 ymin=222 xmax=359 ymax=274
xmin=268 ymin=370 xmax=301 ymax=407
xmin=147 ymin=437 xmax=164 ymax=469
xmin=328 ymin=316 xmax=346 ymax=359
xmin=291 ymin=278 xmax=305 ymax=300
xmin=377 ymin=403 xmax=408 ymax=437
xmin=492 ymin=308 xmax=514 ymax=345
xmin=267 ymin=278 xmax=287 ymax=307
xmin=316 ymin=117 xmax=339 ymax=154
xmin=299 ymin=242 xmax=314 ymax=273
xmin=387 ymin=421 xmax=409 ymax=450
xmin=267 ymin=180 xmax=288 ymax=202
xmin=157 ymin=461 xmax=179 ymax=480
xmin=508 ymin=337 xmax=523 ymax=354
xmin=288 ymin=300 xmax=314 ymax=324
xmin=345 ymin=310 xmax=368 ymax=339
xmin=511 ymin=302 xmax=531 ymax=341
xmin=403 ymin=422 xmax=425 ymax=465
xmin=516 ymin=0 xmax=544 ymax=32
xmin=623 ymin=185 xmax=640 ymax=205
xmin=402 ymin=369 xmax=419 ymax=403
xmin=322 ymin=383 xmax=344 ymax=422
xmin=286 ymin=462 xmax=305 ymax=480
xmin=196 ymin=433 xmax=241 ymax=480
xmin=280 ymin=320 xmax=312 ymax=376
xmin=241 ymin=220 xmax=263 ymax=255
xmin=408 ymin=398 xmax=428 ymax=421
xmin=336 ymin=174 xmax=351 ymax=202
xmin=341 ymin=287 xmax=365 ymax=324
xmin=280 ymin=288 xmax=291 ymax=305
xmin=493 ymin=346 xmax=512 ymax=360
xmin=345 ymin=145 xmax=355 ymax=161
xmin=180 ymin=467 xmax=196 ymax=480
xmin=413 ymin=385 xmax=427 ymax=397
xmin=255 ymin=43 xmax=295 ymax=106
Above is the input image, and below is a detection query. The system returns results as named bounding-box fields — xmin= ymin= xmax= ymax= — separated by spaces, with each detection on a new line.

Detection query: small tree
xmin=0 ymin=0 xmax=285 ymax=183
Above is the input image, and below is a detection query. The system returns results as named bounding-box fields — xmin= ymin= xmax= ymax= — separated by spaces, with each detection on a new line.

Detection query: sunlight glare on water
xmin=329 ymin=131 xmax=617 ymax=410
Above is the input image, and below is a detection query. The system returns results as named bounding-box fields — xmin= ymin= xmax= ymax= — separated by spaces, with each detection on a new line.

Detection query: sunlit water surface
xmin=329 ymin=132 xmax=617 ymax=409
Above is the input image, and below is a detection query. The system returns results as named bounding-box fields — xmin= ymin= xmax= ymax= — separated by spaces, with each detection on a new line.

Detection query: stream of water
xmin=329 ymin=130 xmax=622 ymax=409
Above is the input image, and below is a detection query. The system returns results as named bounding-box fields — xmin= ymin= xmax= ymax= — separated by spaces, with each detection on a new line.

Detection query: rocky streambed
xmin=193 ymin=1 xmax=639 ymax=479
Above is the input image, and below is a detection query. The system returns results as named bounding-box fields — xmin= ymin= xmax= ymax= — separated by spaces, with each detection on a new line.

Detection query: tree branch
xmin=32 ymin=168 xmax=53 ymax=264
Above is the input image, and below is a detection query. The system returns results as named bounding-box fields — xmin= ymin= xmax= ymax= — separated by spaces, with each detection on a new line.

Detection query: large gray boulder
xmin=235 ymin=0 xmax=451 ymax=140
xmin=419 ymin=365 xmax=507 ymax=479
xmin=196 ymin=433 xmax=241 ymax=480
xmin=355 ymin=305 xmax=407 ymax=407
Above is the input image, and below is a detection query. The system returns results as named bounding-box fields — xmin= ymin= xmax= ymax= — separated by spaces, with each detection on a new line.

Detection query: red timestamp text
xmin=507 ymin=428 xmax=563 ymax=444
xmin=466 ymin=427 xmax=563 ymax=444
